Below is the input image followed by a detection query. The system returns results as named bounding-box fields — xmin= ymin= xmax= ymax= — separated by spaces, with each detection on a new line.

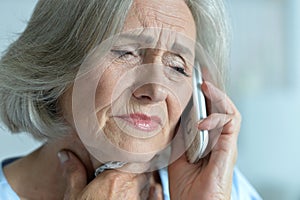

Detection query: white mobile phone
xmin=182 ymin=64 xmax=209 ymax=163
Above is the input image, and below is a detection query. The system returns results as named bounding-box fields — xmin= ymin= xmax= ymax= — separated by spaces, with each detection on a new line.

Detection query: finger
xmin=92 ymin=170 xmax=148 ymax=199
xmin=201 ymin=81 xmax=235 ymax=114
xmin=197 ymin=113 xmax=240 ymax=158
xmin=197 ymin=113 xmax=231 ymax=131
xmin=58 ymin=150 xmax=87 ymax=200
xmin=198 ymin=111 xmax=241 ymax=137
xmin=208 ymin=134 xmax=238 ymax=174
xmin=207 ymin=118 xmax=239 ymax=171
xmin=222 ymin=113 xmax=242 ymax=135
xmin=201 ymin=65 xmax=215 ymax=84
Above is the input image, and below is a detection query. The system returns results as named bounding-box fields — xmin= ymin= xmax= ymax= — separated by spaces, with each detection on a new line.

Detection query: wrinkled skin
xmin=4 ymin=0 xmax=240 ymax=199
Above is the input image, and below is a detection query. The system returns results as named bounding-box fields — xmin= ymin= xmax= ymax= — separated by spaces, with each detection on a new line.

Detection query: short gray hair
xmin=0 ymin=0 xmax=230 ymax=140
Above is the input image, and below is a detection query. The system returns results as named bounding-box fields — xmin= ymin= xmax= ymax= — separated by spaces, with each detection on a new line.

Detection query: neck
xmin=3 ymin=133 xmax=96 ymax=200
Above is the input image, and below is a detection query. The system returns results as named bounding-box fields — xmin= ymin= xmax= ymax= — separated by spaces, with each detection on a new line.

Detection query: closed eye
xmin=171 ymin=66 xmax=189 ymax=76
xmin=111 ymin=49 xmax=142 ymax=65
xmin=162 ymin=53 xmax=190 ymax=77
xmin=111 ymin=50 xmax=138 ymax=58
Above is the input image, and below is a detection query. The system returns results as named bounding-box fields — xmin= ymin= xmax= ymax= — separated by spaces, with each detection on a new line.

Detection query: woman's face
xmin=61 ymin=0 xmax=197 ymax=164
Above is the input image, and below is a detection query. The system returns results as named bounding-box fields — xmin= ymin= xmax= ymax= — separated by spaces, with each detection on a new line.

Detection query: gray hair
xmin=0 ymin=0 xmax=230 ymax=140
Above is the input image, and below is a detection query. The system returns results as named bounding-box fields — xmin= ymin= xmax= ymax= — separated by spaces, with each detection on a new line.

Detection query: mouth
xmin=115 ymin=113 xmax=162 ymax=132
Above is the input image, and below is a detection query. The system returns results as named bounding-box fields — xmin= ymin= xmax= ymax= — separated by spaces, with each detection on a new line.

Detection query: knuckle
xmin=103 ymin=171 xmax=132 ymax=188
xmin=104 ymin=171 xmax=122 ymax=181
xmin=210 ymin=113 xmax=222 ymax=119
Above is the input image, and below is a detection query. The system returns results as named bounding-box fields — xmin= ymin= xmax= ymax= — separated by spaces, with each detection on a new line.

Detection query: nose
xmin=133 ymin=83 xmax=168 ymax=104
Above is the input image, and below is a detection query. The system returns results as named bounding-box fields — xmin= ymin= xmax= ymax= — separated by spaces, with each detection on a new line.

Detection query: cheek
xmin=94 ymin=66 xmax=126 ymax=110
xmin=167 ymin=83 xmax=192 ymax=127
xmin=167 ymin=99 xmax=183 ymax=127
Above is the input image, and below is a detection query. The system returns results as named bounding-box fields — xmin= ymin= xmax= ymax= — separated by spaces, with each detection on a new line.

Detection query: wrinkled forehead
xmin=124 ymin=0 xmax=195 ymax=36
xmin=113 ymin=28 xmax=195 ymax=63
xmin=118 ymin=0 xmax=196 ymax=59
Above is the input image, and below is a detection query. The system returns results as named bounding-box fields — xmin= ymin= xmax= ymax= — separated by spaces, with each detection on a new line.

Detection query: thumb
xmin=58 ymin=150 xmax=87 ymax=200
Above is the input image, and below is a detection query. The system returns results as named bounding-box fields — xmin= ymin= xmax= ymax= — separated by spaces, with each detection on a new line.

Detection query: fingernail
xmin=203 ymin=80 xmax=211 ymax=85
xmin=196 ymin=119 xmax=204 ymax=127
xmin=197 ymin=119 xmax=209 ymax=130
xmin=58 ymin=151 xmax=69 ymax=164
xmin=198 ymin=119 xmax=204 ymax=124
xmin=201 ymin=81 xmax=210 ymax=92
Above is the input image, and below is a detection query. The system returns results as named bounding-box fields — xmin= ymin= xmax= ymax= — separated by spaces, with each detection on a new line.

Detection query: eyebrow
xmin=116 ymin=33 xmax=193 ymax=57
xmin=171 ymin=42 xmax=193 ymax=58
xmin=117 ymin=33 xmax=154 ymax=44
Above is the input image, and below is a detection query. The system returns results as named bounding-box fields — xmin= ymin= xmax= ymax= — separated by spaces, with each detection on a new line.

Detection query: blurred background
xmin=0 ymin=0 xmax=299 ymax=199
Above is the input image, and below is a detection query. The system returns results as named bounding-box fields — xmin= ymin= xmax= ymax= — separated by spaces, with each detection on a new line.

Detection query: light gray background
xmin=1 ymin=0 xmax=300 ymax=199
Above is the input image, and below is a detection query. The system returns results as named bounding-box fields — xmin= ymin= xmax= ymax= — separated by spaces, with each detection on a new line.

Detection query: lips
xmin=116 ymin=113 xmax=162 ymax=132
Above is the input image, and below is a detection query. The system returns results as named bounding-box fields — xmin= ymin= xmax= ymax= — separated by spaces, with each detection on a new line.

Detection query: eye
xmin=172 ymin=66 xmax=188 ymax=76
xmin=162 ymin=53 xmax=190 ymax=77
xmin=112 ymin=50 xmax=137 ymax=59
xmin=111 ymin=49 xmax=142 ymax=65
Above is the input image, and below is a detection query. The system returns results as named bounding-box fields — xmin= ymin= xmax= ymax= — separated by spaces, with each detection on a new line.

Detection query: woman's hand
xmin=58 ymin=150 xmax=163 ymax=200
xmin=168 ymin=81 xmax=241 ymax=200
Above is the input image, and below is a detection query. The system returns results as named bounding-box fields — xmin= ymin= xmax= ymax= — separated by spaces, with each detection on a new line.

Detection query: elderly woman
xmin=0 ymin=0 xmax=262 ymax=199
